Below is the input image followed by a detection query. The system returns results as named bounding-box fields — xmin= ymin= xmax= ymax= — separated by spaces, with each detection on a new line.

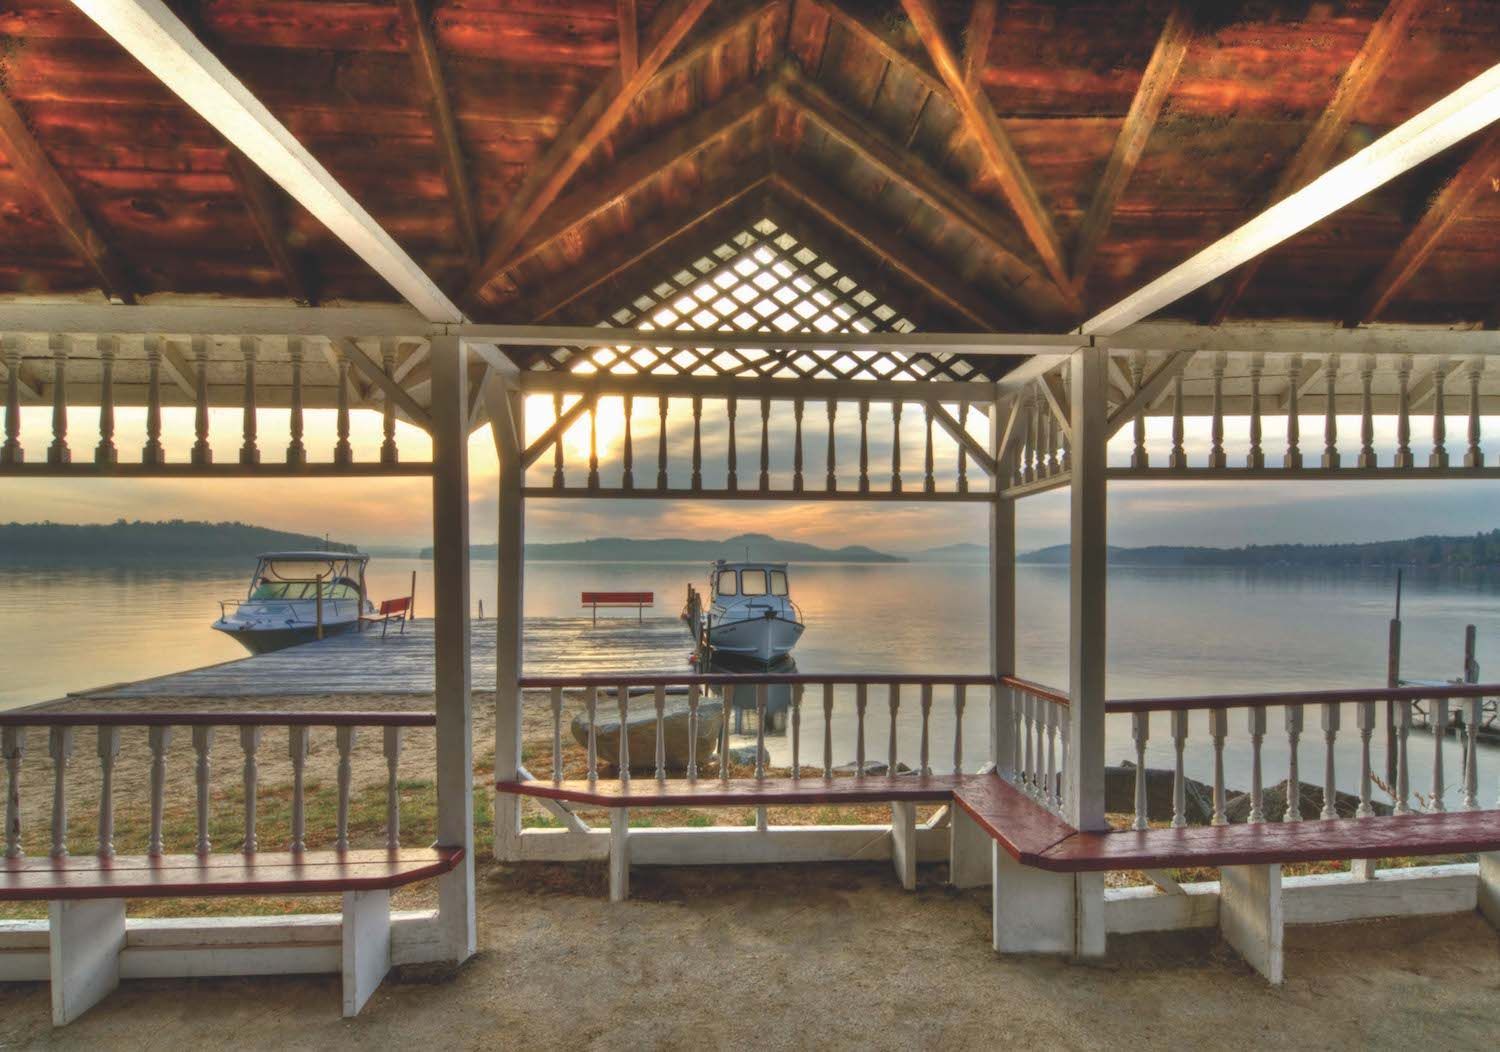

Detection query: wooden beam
xmin=772 ymin=164 xmax=1012 ymax=331
xmin=931 ymin=403 xmax=995 ymax=476
xmin=522 ymin=394 xmax=596 ymax=469
xmin=0 ymin=352 xmax=43 ymax=402
xmin=397 ymin=0 xmax=482 ymax=266
xmin=898 ymin=0 xmax=1074 ymax=306
xmin=808 ymin=0 xmax=945 ymax=98
xmin=773 ymin=66 xmax=1061 ymax=324
xmin=334 ymin=337 xmax=434 ymax=431
xmin=516 ymin=370 xmax=993 ymax=404
xmin=1346 ymin=128 xmax=1500 ymax=325
xmin=1209 ymin=0 xmax=1430 ymax=322
xmin=961 ymin=0 xmax=996 ymax=88
xmin=1080 ymin=61 xmax=1500 ymax=337
xmin=994 ymin=394 xmax=1026 ymax=469
xmin=617 ymin=0 xmax=639 ymax=79
xmin=158 ymin=341 xmax=198 ymax=399
xmin=224 ymin=150 xmax=316 ymax=304
xmin=464 ymin=0 xmax=714 ymax=303
xmin=1039 ymin=371 xmax=1072 ymax=441
xmin=71 ymin=0 xmax=462 ymax=323
xmin=0 ymin=88 xmax=135 ymax=304
xmin=1071 ymin=3 xmax=1194 ymax=288
xmin=1105 ymin=351 xmax=1193 ymax=438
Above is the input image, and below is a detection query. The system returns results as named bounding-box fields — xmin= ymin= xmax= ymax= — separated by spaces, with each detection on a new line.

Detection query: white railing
xmin=999 ymin=676 xmax=1072 ymax=817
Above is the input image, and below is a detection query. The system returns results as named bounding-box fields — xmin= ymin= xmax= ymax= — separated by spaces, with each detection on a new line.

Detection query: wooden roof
xmin=2 ymin=0 xmax=1498 ymax=337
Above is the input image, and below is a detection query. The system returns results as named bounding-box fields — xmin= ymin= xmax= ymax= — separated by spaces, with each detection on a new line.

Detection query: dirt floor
xmin=1 ymin=858 xmax=1498 ymax=1050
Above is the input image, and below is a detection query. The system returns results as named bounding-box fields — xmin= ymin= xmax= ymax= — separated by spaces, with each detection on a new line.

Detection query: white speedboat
xmin=702 ymin=560 xmax=804 ymax=664
xmin=212 ymin=552 xmax=374 ymax=655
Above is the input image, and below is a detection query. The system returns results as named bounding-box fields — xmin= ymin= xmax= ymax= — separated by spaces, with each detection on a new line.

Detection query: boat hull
xmin=212 ymin=618 xmax=360 ymax=656
xmin=707 ymin=615 xmax=803 ymax=664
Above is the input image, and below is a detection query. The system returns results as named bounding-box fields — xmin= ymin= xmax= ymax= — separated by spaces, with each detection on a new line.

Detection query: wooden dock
xmin=80 ymin=617 xmax=691 ymax=698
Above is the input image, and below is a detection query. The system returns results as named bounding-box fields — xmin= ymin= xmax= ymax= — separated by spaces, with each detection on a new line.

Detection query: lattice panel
xmin=527 ymin=218 xmax=987 ymax=383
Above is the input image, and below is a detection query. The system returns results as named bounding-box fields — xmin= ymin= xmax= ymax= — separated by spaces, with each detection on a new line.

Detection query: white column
xmin=990 ymin=390 xmax=1016 ymax=778
xmin=1067 ymin=347 xmax=1108 ymax=832
xmin=484 ymin=373 xmax=525 ymax=863
xmin=429 ymin=334 xmax=475 ymax=963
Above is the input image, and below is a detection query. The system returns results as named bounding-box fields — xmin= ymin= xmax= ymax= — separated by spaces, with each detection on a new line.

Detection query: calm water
xmin=1 ymin=559 xmax=1496 ymax=804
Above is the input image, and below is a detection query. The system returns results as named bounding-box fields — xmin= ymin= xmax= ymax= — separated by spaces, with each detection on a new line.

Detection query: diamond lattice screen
xmin=529 ymin=218 xmax=986 ymax=383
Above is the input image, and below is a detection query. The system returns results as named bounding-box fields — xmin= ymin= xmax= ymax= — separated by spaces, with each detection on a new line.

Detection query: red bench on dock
xmin=581 ymin=591 xmax=653 ymax=624
xmin=361 ymin=595 xmax=412 ymax=637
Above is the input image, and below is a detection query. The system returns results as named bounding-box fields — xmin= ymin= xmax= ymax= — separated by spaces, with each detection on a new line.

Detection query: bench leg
xmin=342 ymin=889 xmax=392 ymax=1017
xmin=49 ymin=898 xmax=125 ymax=1026
xmin=609 ymin=809 xmax=630 ymax=902
xmin=992 ymin=845 xmax=1075 ymax=954
xmin=1220 ymin=863 xmax=1283 ymax=985
xmin=948 ymin=806 xmax=991 ymax=889
xmin=1479 ymin=851 xmax=1500 ymax=929
xmin=891 ymin=802 xmax=917 ymax=891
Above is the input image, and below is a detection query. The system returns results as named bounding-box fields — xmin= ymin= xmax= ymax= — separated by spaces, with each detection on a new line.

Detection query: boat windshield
xmin=769 ymin=570 xmax=788 ymax=596
xmin=740 ymin=568 xmax=768 ymax=596
xmin=251 ymin=578 xmax=360 ymax=601
xmin=716 ymin=569 xmax=738 ymax=597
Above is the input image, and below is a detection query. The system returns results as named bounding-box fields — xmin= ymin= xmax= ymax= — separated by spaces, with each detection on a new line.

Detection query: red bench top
xmin=581 ymin=591 xmax=654 ymax=604
xmin=0 ymin=846 xmax=463 ymax=902
xmin=498 ymin=775 xmax=967 ymax=808
xmin=950 ymin=774 xmax=1077 ymax=866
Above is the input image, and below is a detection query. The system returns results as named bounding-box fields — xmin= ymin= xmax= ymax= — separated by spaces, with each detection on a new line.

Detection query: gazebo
xmin=1 ymin=0 xmax=1498 ymax=1025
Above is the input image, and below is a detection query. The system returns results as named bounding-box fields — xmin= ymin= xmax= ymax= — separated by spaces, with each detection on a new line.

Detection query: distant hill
xmin=427 ymin=531 xmax=904 ymax=563
xmin=908 ymin=542 xmax=987 ymax=563
xmin=0 ymin=520 xmax=359 ymax=561
xmin=1019 ymin=530 xmax=1500 ymax=568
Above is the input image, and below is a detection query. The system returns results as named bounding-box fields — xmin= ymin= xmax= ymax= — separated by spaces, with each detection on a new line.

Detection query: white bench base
xmin=990 ymin=844 xmax=1105 ymax=957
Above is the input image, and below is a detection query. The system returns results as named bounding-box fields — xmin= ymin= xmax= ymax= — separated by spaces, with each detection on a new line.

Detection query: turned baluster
xmin=857 ymin=399 xmax=870 ymax=492
xmin=287 ymin=337 xmax=306 ymax=465
xmin=758 ymin=397 xmax=771 ymax=490
xmin=551 ymin=686 xmax=564 ymax=782
xmin=825 ymin=400 xmax=837 ymax=490
xmin=890 ymin=401 xmax=903 ymax=492
xmin=1463 ymin=359 xmax=1484 ymax=467
xmin=1057 ymin=715 xmax=1071 ymax=817
xmin=792 ymin=398 xmax=804 ymax=492
xmin=719 ymin=682 xmax=731 ymax=783
xmin=724 ymin=396 xmax=736 ymax=490
xmin=1394 ymin=355 xmax=1413 ymax=469
xmin=656 ymin=396 xmax=669 ymax=489
xmin=1322 ymin=353 xmax=1340 ymax=468
xmin=1462 ymin=694 xmax=1480 ymax=811
xmin=1247 ymin=353 xmax=1264 ymax=469
xmin=50 ymin=727 xmax=73 ymax=857
xmin=1394 ymin=699 xmax=1411 ymax=815
xmin=1427 ymin=358 xmax=1449 ymax=469
xmin=238 ymin=336 xmax=259 ymax=465
xmin=691 ymin=397 xmax=703 ymax=490
xmin=887 ymin=684 xmax=900 ymax=773
xmin=1320 ymin=702 xmax=1340 ymax=820
xmin=754 ymin=684 xmax=768 ymax=780
xmin=923 ymin=402 xmax=936 ymax=492
xmin=1170 ymin=711 xmax=1187 ymax=829
xmin=193 ymin=726 xmax=213 ymax=854
xmin=551 ymin=393 xmax=566 ymax=487
xmin=191 ymin=335 xmax=212 ymax=465
xmin=1247 ymin=707 xmax=1266 ymax=823
xmin=1044 ymin=703 xmax=1058 ymax=811
xmin=1 ymin=334 xmax=22 ymax=465
xmin=333 ymin=349 xmax=354 ymax=465
xmin=289 ymin=725 xmax=309 ymax=853
xmin=1045 ymin=404 xmax=1060 ymax=475
xmin=1429 ymin=696 xmax=1447 ymax=813
xmin=1169 ymin=370 xmax=1186 ymax=469
xmin=334 ymin=726 xmax=355 ymax=849
xmin=1130 ymin=353 xmax=1148 ymax=469
xmin=96 ymin=726 xmax=120 ymax=858
xmin=956 ymin=400 xmax=969 ymax=492
xmin=617 ymin=684 xmax=631 ymax=785
xmin=380 ymin=339 xmax=399 ymax=466
xmin=1131 ymin=712 xmax=1149 ymax=830
xmin=1357 ymin=355 xmax=1376 ymax=468
xmin=952 ymin=684 xmax=966 ymax=776
xmin=822 ymin=683 xmax=835 ymax=778
xmin=1208 ymin=353 xmax=1226 ymax=469
xmin=791 ymin=684 xmax=803 ymax=778
xmin=585 ymin=686 xmax=599 ymax=782
xmin=587 ymin=403 xmax=600 ymax=489
xmin=1209 ymin=709 xmax=1227 ymax=825
xmin=621 ymin=394 xmax=634 ymax=490
xmin=1022 ymin=388 xmax=1036 ymax=482
xmin=241 ymin=725 xmax=262 ymax=854
xmin=1356 ymin=701 xmax=1376 ymax=817
xmin=1011 ymin=688 xmax=1023 ymax=779
xmin=1284 ymin=354 xmax=1303 ymax=469
xmin=96 ymin=335 xmax=118 ymax=465
xmin=686 ymin=684 xmax=701 ymax=781
xmin=654 ymin=684 xmax=667 ymax=782
xmin=384 ymin=726 xmax=403 ymax=849
xmin=855 ymin=683 xmax=868 ymax=776
xmin=1022 ymin=694 xmax=1035 ymax=792
xmin=1284 ymin=704 xmax=1303 ymax=822
xmin=2 ymin=728 xmax=24 ymax=858
xmin=141 ymin=335 xmax=165 ymax=464
xmin=47 ymin=334 xmax=70 ymax=465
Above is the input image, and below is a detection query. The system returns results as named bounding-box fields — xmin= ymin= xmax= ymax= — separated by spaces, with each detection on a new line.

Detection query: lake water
xmin=1 ymin=558 xmax=1496 ymax=806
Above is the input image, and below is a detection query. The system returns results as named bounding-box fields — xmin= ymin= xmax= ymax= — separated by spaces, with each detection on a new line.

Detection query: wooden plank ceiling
xmin=2 ymin=0 xmax=1498 ymax=337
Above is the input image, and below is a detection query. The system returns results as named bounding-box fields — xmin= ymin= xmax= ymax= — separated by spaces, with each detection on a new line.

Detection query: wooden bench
xmin=360 ymin=595 xmax=412 ymax=637
xmin=950 ymin=773 xmax=1500 ymax=982
xmin=580 ymin=591 xmax=653 ymax=624
xmin=1 ymin=847 xmax=463 ymax=1024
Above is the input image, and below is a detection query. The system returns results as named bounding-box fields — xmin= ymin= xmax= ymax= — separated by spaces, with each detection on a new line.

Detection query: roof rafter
xmin=463 ymin=0 xmax=715 ymax=303
xmin=1346 ymin=127 xmax=1500 ymax=326
xmin=961 ymin=0 xmax=996 ymax=88
xmin=1209 ymin=0 xmax=1430 ymax=323
xmin=1071 ymin=2 xmax=1194 ymax=289
xmin=396 ymin=0 xmax=482 ymax=267
xmin=898 ymin=0 xmax=1075 ymax=310
xmin=618 ymin=0 xmax=639 ymax=79
xmin=0 ymin=88 xmax=136 ymax=304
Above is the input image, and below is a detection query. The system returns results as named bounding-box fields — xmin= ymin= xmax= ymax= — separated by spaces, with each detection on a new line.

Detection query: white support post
xmin=891 ymin=800 xmax=917 ymax=891
xmin=1219 ymin=863 xmax=1284 ymax=985
xmin=948 ymin=805 xmax=991 ymax=889
xmin=430 ymin=334 xmax=475 ymax=963
xmin=609 ymin=808 xmax=630 ymax=902
xmin=484 ymin=374 xmax=525 ymax=864
xmin=49 ymin=898 xmax=126 ymax=1026
xmin=990 ymin=389 xmax=1017 ymax=775
xmin=1067 ymin=348 xmax=1108 ymax=832
xmin=341 ymin=888 xmax=392 ymax=1017
xmin=992 ymin=844 xmax=1074 ymax=954
xmin=1479 ymin=853 xmax=1500 ymax=928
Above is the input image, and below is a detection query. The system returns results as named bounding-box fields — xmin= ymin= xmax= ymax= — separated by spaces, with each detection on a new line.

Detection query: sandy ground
xmin=1 ymin=859 xmax=1498 ymax=1050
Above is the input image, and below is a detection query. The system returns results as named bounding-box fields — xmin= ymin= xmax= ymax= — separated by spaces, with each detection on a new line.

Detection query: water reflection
xmin=710 ymin=654 xmax=798 ymax=736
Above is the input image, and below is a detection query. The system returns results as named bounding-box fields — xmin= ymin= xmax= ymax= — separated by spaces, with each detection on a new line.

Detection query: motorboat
xmin=212 ymin=552 xmax=374 ymax=655
xmin=698 ymin=560 xmax=804 ymax=664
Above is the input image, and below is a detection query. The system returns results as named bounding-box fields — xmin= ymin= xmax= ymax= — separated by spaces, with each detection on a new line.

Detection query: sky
xmin=4 ymin=400 xmax=1496 ymax=555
